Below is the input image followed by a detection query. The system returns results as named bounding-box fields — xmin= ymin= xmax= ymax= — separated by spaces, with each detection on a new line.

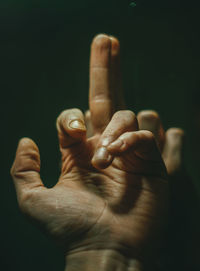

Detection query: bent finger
xmin=92 ymin=110 xmax=138 ymax=168
xmin=107 ymin=130 xmax=167 ymax=177
xmin=107 ymin=130 xmax=162 ymax=161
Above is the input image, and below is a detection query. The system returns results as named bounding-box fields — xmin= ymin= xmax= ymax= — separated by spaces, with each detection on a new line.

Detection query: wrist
xmin=65 ymin=250 xmax=151 ymax=271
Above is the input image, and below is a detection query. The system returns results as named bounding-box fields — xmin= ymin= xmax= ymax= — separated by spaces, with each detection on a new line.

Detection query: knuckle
xmin=10 ymin=166 xmax=25 ymax=180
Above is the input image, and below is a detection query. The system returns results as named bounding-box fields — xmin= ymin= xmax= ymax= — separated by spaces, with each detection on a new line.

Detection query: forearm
xmin=65 ymin=250 xmax=144 ymax=271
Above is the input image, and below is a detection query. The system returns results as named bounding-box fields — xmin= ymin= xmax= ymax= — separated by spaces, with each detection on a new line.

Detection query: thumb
xmin=56 ymin=108 xmax=86 ymax=150
xmin=11 ymin=138 xmax=44 ymax=206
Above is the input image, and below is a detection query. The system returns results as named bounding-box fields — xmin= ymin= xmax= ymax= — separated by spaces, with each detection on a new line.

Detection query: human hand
xmin=89 ymin=34 xmax=199 ymax=271
xmin=11 ymin=34 xmax=168 ymax=271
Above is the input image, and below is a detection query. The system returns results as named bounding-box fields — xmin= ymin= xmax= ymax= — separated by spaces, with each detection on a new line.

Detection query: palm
xmin=29 ymin=133 xmax=167 ymax=255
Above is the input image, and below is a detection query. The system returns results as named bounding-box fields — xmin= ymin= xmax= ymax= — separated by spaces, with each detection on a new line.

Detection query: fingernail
xmin=95 ymin=147 xmax=111 ymax=161
xmin=69 ymin=120 xmax=86 ymax=130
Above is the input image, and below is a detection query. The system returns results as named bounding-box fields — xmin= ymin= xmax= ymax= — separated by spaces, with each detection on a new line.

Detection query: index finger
xmin=89 ymin=34 xmax=114 ymax=134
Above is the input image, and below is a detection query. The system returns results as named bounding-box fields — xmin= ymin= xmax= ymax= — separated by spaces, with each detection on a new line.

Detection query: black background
xmin=1 ymin=1 xmax=200 ymax=270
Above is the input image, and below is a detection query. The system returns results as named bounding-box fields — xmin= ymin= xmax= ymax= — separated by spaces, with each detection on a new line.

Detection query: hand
xmin=85 ymin=34 xmax=198 ymax=270
xmin=11 ymin=34 xmax=168 ymax=270
xmin=92 ymin=36 xmax=198 ymax=270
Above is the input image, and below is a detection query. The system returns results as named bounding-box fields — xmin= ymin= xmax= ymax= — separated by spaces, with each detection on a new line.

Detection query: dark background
xmin=1 ymin=1 xmax=200 ymax=270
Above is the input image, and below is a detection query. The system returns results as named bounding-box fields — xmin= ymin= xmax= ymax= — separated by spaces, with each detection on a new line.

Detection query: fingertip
xmin=166 ymin=128 xmax=184 ymax=138
xmin=163 ymin=128 xmax=184 ymax=175
xmin=16 ymin=137 xmax=40 ymax=162
xmin=138 ymin=129 xmax=156 ymax=142
xmin=11 ymin=137 xmax=44 ymax=210
xmin=92 ymin=147 xmax=113 ymax=169
xmin=91 ymin=33 xmax=110 ymax=49
xmin=67 ymin=120 xmax=86 ymax=141
xmin=11 ymin=137 xmax=41 ymax=179
xmin=17 ymin=137 xmax=39 ymax=151
xmin=57 ymin=109 xmax=86 ymax=141
xmin=110 ymin=35 xmax=120 ymax=55
xmin=164 ymin=128 xmax=184 ymax=155
xmin=137 ymin=110 xmax=160 ymax=126
xmin=137 ymin=110 xmax=165 ymax=151
xmin=164 ymin=128 xmax=184 ymax=150
xmin=90 ymin=34 xmax=112 ymax=68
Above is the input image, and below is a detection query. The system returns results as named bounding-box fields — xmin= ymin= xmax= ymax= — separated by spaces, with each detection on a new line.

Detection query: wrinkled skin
xmin=11 ymin=34 xmax=185 ymax=268
xmin=12 ymin=116 xmax=167 ymax=257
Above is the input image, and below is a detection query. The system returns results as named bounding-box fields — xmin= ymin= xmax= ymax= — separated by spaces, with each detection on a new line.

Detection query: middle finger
xmin=89 ymin=34 xmax=125 ymax=134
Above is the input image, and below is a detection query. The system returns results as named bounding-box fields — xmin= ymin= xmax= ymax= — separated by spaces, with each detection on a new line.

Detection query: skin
xmin=11 ymin=34 xmax=184 ymax=271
